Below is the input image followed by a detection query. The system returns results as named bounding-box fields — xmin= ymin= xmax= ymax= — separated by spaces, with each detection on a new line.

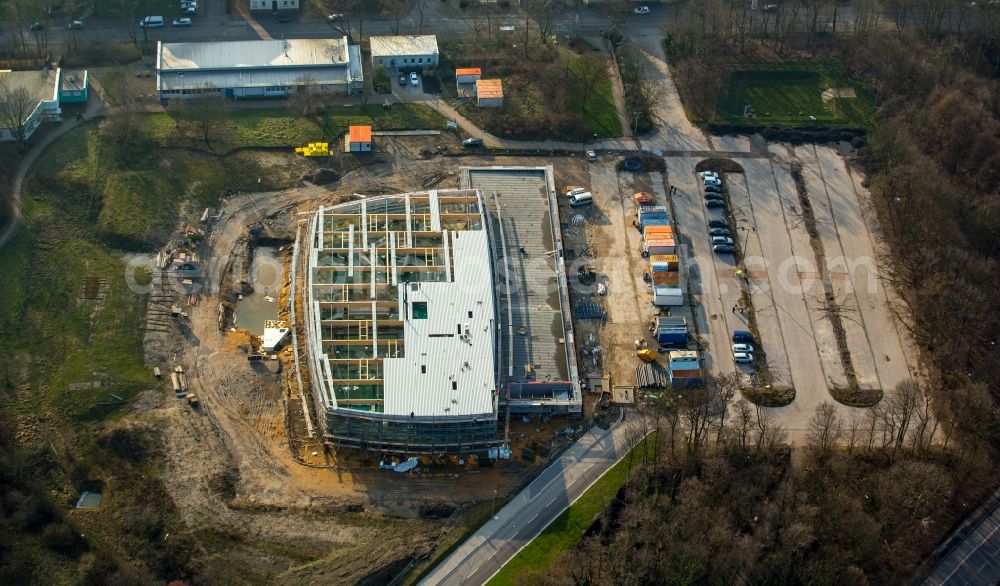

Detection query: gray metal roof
xmin=0 ymin=68 xmax=59 ymax=104
xmin=60 ymin=69 xmax=87 ymax=92
xmin=369 ymin=35 xmax=439 ymax=57
xmin=158 ymin=38 xmax=350 ymax=72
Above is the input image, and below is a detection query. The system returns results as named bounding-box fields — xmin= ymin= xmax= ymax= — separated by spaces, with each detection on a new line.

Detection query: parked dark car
xmin=708 ymin=219 xmax=728 ymax=229
xmin=705 ymin=193 xmax=725 ymax=201
xmin=709 ymin=227 xmax=731 ymax=236
xmin=732 ymin=330 xmax=755 ymax=344
xmin=29 ymin=22 xmax=44 ymax=31
xmin=705 ymin=184 xmax=722 ymax=193
xmin=713 ymin=244 xmax=735 ymax=254
xmin=462 ymin=138 xmax=484 ymax=148
xmin=399 ymin=74 xmax=407 ymax=86
xmin=705 ymin=199 xmax=725 ymax=209
xmin=272 ymin=13 xmax=290 ymax=23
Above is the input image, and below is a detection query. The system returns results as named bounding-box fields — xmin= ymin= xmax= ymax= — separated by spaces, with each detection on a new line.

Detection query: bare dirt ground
xmin=557 ymin=157 xmax=670 ymax=391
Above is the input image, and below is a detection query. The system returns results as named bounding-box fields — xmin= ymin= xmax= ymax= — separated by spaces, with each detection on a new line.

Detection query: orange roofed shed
xmin=476 ymin=78 xmax=504 ymax=108
xmin=347 ymin=125 xmax=373 ymax=152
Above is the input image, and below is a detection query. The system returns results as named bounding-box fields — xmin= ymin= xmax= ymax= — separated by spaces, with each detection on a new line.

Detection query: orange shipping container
xmin=652 ymin=271 xmax=680 ymax=286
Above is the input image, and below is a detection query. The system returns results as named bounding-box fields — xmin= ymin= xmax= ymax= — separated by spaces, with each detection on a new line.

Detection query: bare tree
xmin=806 ymin=402 xmax=844 ymax=459
xmin=574 ymin=53 xmax=606 ymax=115
xmin=413 ymin=0 xmax=429 ymax=34
xmin=0 ymin=80 xmax=38 ymax=150
xmin=845 ymin=410 xmax=862 ymax=454
xmin=852 ymin=0 xmax=882 ymax=38
xmin=178 ymin=85 xmax=228 ymax=147
xmin=523 ymin=0 xmax=568 ymax=44
xmin=379 ymin=0 xmax=406 ymax=35
xmin=886 ymin=379 xmax=920 ymax=453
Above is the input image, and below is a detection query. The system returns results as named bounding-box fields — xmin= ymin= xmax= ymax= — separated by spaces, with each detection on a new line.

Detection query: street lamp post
xmin=632 ymin=111 xmax=640 ymax=136
xmin=491 ymin=489 xmax=498 ymax=520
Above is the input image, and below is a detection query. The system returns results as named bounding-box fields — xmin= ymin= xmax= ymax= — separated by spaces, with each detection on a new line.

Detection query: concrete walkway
xmin=0 ymin=94 xmax=106 ymax=250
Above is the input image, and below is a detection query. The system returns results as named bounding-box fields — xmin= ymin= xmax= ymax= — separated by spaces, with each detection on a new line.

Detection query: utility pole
xmin=491 ymin=489 xmax=498 ymax=519
xmin=632 ymin=111 xmax=640 ymax=136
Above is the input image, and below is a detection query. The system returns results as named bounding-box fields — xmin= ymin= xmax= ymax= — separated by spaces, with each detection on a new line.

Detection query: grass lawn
xmin=142 ymin=104 xmax=447 ymax=150
xmin=717 ymin=63 xmax=874 ymax=127
xmin=487 ymin=432 xmax=654 ymax=585
xmin=569 ymin=56 xmax=623 ymax=138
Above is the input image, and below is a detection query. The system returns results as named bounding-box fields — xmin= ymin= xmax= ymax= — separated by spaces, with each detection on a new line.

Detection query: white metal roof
xmin=158 ymin=38 xmax=350 ymax=71
xmin=381 ymin=229 xmax=497 ymax=417
xmin=306 ymin=190 xmax=497 ymax=420
xmin=369 ymin=35 xmax=439 ymax=58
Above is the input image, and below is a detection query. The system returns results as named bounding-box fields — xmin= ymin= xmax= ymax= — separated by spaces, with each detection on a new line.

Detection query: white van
xmin=569 ymin=192 xmax=593 ymax=207
xmin=139 ymin=15 xmax=164 ymax=28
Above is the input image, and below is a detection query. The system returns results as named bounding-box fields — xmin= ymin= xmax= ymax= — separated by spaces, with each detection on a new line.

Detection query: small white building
xmin=455 ymin=67 xmax=481 ymax=85
xmin=476 ymin=78 xmax=504 ymax=108
xmin=370 ymin=35 xmax=439 ymax=70
xmin=249 ymin=0 xmax=298 ymax=11
xmin=346 ymin=125 xmax=372 ymax=152
xmin=0 ymin=68 xmax=62 ymax=142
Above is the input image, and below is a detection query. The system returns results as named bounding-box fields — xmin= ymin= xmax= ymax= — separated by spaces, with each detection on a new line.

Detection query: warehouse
xmin=156 ymin=37 xmax=363 ymax=101
xmin=304 ymin=189 xmax=500 ymax=454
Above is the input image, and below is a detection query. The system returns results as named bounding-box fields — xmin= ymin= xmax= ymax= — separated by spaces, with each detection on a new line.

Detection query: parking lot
xmin=667 ymin=144 xmax=918 ymax=429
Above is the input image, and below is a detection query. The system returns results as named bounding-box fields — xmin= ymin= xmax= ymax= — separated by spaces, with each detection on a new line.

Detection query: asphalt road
xmin=5 ymin=4 xmax=667 ymax=47
xmin=419 ymin=410 xmax=649 ymax=586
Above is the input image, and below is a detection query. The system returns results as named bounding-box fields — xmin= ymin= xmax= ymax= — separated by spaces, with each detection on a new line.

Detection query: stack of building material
xmin=635 ymin=362 xmax=669 ymax=388
xmin=668 ymin=350 xmax=702 ymax=388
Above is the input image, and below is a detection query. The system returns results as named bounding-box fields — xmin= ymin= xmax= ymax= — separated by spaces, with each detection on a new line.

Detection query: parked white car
xmin=711 ymin=236 xmax=734 ymax=246
xmin=732 ymin=343 xmax=755 ymax=353
xmin=565 ymin=187 xmax=589 ymax=198
xmin=733 ymin=352 xmax=754 ymax=364
xmin=704 ymin=177 xmax=722 ymax=187
xmin=699 ymin=171 xmax=719 ymax=179
xmin=409 ymin=72 xmax=419 ymax=86
xmin=634 ymin=5 xmax=650 ymax=15
xmin=172 ymin=17 xmax=192 ymax=26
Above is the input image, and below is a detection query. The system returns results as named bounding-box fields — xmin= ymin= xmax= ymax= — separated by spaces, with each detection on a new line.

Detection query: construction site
xmin=139 ymin=150 xmax=625 ymax=530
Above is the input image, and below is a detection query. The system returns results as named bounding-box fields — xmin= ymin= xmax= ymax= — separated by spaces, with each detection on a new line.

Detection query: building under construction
xmin=303 ymin=168 xmax=580 ymax=456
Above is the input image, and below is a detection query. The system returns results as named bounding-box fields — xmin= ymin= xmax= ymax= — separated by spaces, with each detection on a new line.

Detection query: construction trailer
xmin=347 ymin=125 xmax=373 ymax=152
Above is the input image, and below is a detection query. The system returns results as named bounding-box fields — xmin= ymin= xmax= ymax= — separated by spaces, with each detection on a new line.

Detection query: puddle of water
xmin=235 ymin=246 xmax=281 ymax=334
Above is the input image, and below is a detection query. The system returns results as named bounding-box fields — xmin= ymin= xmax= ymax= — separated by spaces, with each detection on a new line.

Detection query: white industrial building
xmin=369 ymin=35 xmax=439 ymax=70
xmin=156 ymin=38 xmax=363 ymax=101
xmin=0 ymin=68 xmax=62 ymax=142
